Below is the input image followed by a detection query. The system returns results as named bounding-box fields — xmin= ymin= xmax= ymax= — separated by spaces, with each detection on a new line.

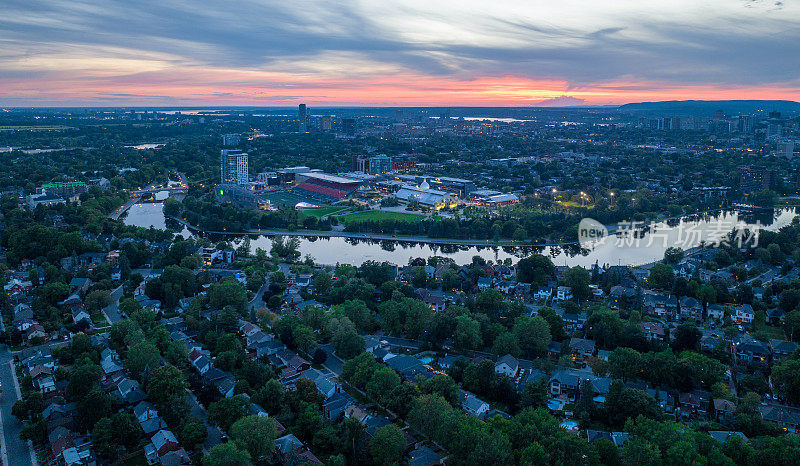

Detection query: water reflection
xmin=124 ymin=203 xmax=798 ymax=267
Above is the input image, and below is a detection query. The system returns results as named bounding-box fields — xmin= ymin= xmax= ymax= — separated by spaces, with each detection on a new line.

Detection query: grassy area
xmin=261 ymin=190 xmax=316 ymax=207
xmin=752 ymin=323 xmax=785 ymax=340
xmin=299 ymin=205 xmax=351 ymax=218
xmin=337 ymin=210 xmax=425 ymax=223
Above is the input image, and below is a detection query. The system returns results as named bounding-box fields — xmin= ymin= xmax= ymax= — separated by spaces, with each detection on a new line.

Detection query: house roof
xmin=495 ymin=354 xmax=519 ymax=371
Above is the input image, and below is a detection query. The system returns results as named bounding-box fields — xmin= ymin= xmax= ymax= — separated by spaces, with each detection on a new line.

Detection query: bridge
xmin=110 ymin=171 xmax=187 ymax=220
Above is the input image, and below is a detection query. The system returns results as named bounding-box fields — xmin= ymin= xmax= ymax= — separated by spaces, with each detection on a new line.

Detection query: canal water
xmin=124 ymin=203 xmax=798 ymax=267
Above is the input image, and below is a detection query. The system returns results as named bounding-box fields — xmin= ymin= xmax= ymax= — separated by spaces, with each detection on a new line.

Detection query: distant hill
xmin=618 ymin=100 xmax=800 ymax=116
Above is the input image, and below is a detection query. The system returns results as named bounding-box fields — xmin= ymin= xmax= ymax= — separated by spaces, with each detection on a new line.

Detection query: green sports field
xmin=337 ymin=210 xmax=425 ymax=223
xmin=261 ymin=190 xmax=319 ymax=207
xmin=299 ymin=205 xmax=351 ymax=218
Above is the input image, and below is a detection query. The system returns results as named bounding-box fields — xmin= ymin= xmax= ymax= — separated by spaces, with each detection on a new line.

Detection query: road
xmin=318 ymin=344 xmax=344 ymax=376
xmin=248 ymin=276 xmax=271 ymax=312
xmin=186 ymin=391 xmax=224 ymax=454
xmin=102 ymin=285 xmax=125 ymax=324
xmin=0 ymin=345 xmax=36 ymax=466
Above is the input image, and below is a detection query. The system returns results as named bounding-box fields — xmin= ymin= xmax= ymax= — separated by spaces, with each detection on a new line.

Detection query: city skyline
xmin=1 ymin=0 xmax=799 ymax=106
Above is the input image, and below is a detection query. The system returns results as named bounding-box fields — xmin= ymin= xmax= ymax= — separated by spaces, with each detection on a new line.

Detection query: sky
xmin=1 ymin=0 xmax=799 ymax=107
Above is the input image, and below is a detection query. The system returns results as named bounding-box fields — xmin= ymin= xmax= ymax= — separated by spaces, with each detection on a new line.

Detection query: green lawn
xmin=299 ymin=205 xmax=351 ymax=218
xmin=337 ymin=210 xmax=425 ymax=223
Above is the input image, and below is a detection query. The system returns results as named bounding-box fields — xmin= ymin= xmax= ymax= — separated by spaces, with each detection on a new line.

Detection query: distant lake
xmin=452 ymin=117 xmax=533 ymax=123
xmin=123 ymin=203 xmax=798 ymax=267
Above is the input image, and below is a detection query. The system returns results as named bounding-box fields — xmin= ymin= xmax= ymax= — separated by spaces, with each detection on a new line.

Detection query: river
xmin=123 ymin=203 xmax=798 ymax=267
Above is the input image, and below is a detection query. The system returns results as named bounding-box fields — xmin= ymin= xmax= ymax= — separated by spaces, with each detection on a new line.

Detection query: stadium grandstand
xmin=293 ymin=172 xmax=361 ymax=202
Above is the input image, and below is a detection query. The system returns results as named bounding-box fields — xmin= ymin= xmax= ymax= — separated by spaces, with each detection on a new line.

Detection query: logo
xmin=578 ymin=218 xmax=608 ymax=248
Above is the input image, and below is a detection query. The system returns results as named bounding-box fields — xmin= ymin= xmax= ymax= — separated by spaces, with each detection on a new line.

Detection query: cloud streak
xmin=0 ymin=0 xmax=798 ymax=105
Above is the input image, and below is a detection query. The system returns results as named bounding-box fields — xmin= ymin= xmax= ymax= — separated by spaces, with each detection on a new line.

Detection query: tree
xmin=230 ymin=415 xmax=277 ymax=460
xmin=664 ymin=247 xmax=684 ymax=265
xmin=772 ymin=358 xmax=800 ymax=405
xmin=208 ymin=396 xmax=249 ymax=432
xmin=84 ymin=289 xmax=111 ymax=311
xmin=574 ymin=380 xmax=595 ymax=425
xmin=672 ymin=324 xmax=701 ymax=352
xmin=68 ymin=361 xmax=103 ymax=398
xmin=369 ymin=424 xmax=406 ymax=465
xmin=421 ymin=375 xmax=459 ymax=406
xmin=39 ymin=281 xmax=70 ymax=306
xmin=366 ymin=367 xmax=401 ymax=405
xmin=146 ymin=364 xmax=187 ymax=404
xmin=609 ymin=347 xmax=642 ymax=381
xmin=328 ymin=317 xmax=365 ymax=359
xmin=454 ymin=315 xmax=482 ymax=351
xmin=341 ymin=352 xmax=380 ymax=388
xmin=562 ymin=266 xmax=591 ymax=302
xmin=520 ymin=378 xmax=548 ymax=410
xmin=203 ymin=443 xmax=251 ymax=466
xmin=180 ymin=418 xmax=208 ymax=451
xmin=516 ymin=254 xmax=555 ymax=286
xmin=125 ymin=340 xmax=161 ymax=380
xmin=621 ymin=437 xmax=661 ymax=466
xmin=476 ymin=289 xmax=504 ymax=315
xmin=537 ymin=307 xmax=564 ymax=340
xmin=208 ymin=278 xmax=247 ymax=311
xmin=513 ymin=316 xmax=551 ymax=357
xmin=648 ymin=264 xmax=675 ymax=291
xmin=492 ymin=332 xmax=521 ymax=357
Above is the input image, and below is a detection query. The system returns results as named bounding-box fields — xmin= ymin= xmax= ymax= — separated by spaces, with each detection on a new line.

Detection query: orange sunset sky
xmin=1 ymin=0 xmax=798 ymax=106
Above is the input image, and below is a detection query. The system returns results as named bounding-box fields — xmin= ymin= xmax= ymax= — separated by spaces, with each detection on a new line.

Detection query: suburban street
xmin=317 ymin=343 xmax=344 ymax=376
xmin=186 ymin=391 xmax=223 ymax=454
xmin=102 ymin=285 xmax=125 ymax=324
xmin=0 ymin=345 xmax=36 ymax=466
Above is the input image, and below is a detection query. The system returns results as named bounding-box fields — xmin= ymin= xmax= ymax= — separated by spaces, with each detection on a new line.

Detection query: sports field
xmin=337 ymin=210 xmax=425 ymax=223
xmin=299 ymin=205 xmax=351 ymax=218
xmin=262 ymin=190 xmax=319 ymax=207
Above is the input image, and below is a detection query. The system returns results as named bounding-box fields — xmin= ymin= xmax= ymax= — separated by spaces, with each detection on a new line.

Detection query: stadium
xmin=293 ymin=173 xmax=361 ymax=203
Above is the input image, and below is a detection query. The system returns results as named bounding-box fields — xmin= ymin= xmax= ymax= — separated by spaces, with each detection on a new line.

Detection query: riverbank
xmin=167 ymin=216 xmax=580 ymax=248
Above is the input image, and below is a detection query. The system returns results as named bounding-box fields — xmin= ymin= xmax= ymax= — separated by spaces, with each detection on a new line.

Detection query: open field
xmin=299 ymin=205 xmax=351 ymax=218
xmin=337 ymin=210 xmax=425 ymax=223
xmin=262 ymin=190 xmax=320 ymax=207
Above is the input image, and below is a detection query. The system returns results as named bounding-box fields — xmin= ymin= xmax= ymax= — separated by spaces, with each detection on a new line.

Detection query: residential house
xmin=569 ymin=337 xmax=596 ymax=359
xmin=461 ymin=391 xmax=490 ymax=418
xmin=769 ymin=339 xmax=798 ymax=362
xmin=494 ymin=354 xmax=519 ymax=378
xmin=639 ymin=322 xmax=665 ymax=342
xmin=555 ymin=286 xmax=573 ymax=302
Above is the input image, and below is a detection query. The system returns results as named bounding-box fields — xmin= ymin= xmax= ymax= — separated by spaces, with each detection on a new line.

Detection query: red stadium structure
xmin=293 ymin=173 xmax=361 ymax=202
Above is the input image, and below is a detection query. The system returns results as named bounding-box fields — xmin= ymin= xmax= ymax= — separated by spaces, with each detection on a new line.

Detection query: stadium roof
xmin=302 ymin=172 xmax=361 ymax=185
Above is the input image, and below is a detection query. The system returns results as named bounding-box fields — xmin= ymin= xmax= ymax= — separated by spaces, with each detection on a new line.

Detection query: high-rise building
xmin=220 ymin=150 xmax=249 ymax=185
xmin=222 ymin=133 xmax=240 ymax=146
xmin=740 ymin=167 xmax=776 ymax=193
xmin=737 ymin=115 xmax=753 ymax=134
xmin=342 ymin=118 xmax=356 ymax=135
xmin=321 ymin=115 xmax=332 ymax=131
xmin=368 ymin=155 xmax=392 ymax=174
xmin=298 ymin=104 xmax=308 ymax=133
xmin=778 ymin=140 xmax=796 ymax=158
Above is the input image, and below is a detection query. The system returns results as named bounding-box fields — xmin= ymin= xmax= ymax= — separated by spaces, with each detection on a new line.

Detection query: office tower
xmin=298 ymin=104 xmax=308 ymax=133
xmin=368 ymin=155 xmax=392 ymax=174
xmin=321 ymin=115 xmax=332 ymax=131
xmin=767 ymin=123 xmax=783 ymax=139
xmin=778 ymin=140 xmax=795 ymax=158
xmin=222 ymin=133 xmax=240 ymax=146
xmin=220 ymin=150 xmax=249 ymax=185
xmin=739 ymin=167 xmax=776 ymax=193
xmin=737 ymin=115 xmax=753 ymax=134
xmin=342 ymin=118 xmax=355 ymax=135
